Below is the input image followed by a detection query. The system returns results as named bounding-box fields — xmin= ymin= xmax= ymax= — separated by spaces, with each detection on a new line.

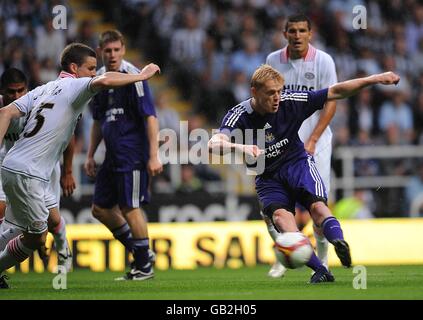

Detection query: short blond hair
xmin=251 ymin=64 xmax=284 ymax=90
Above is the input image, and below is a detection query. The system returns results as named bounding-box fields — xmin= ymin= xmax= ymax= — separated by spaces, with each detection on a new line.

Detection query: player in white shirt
xmin=0 ymin=68 xmax=74 ymax=271
xmin=265 ymin=14 xmax=338 ymax=278
xmin=0 ymin=43 xmax=160 ymax=288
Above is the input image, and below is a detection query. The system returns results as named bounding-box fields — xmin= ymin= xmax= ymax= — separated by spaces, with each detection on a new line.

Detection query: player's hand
xmin=84 ymin=157 xmax=97 ymax=178
xmin=304 ymin=139 xmax=316 ymax=155
xmin=60 ymin=172 xmax=76 ymax=197
xmin=377 ymin=72 xmax=400 ymax=85
xmin=140 ymin=63 xmax=161 ymax=80
xmin=242 ymin=145 xmax=265 ymax=158
xmin=37 ymin=244 xmax=49 ymax=264
xmin=147 ymin=156 xmax=163 ymax=177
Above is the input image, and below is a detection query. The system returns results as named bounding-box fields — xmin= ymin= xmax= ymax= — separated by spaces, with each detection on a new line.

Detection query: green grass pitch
xmin=0 ymin=265 xmax=422 ymax=300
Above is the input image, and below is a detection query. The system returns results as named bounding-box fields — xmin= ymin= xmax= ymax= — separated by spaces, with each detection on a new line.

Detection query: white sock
xmin=0 ymin=227 xmax=23 ymax=251
xmin=264 ymin=216 xmax=280 ymax=241
xmin=314 ymin=229 xmax=329 ymax=267
xmin=0 ymin=236 xmax=33 ymax=272
xmin=52 ymin=217 xmax=69 ymax=256
xmin=263 ymin=215 xmax=286 ymax=269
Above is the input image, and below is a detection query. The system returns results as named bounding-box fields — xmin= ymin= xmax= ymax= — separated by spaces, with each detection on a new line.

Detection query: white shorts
xmin=313 ymin=143 xmax=332 ymax=194
xmin=45 ymin=163 xmax=61 ymax=209
xmin=2 ymin=169 xmax=49 ymax=234
xmin=0 ymin=162 xmax=60 ymax=208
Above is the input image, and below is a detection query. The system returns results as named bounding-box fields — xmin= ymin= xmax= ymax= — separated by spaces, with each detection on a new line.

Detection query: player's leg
xmin=0 ymin=230 xmax=48 ymax=288
xmin=0 ymin=195 xmax=21 ymax=251
xmin=115 ymin=169 xmax=153 ymax=281
xmin=0 ymin=185 xmax=26 ymax=254
xmin=262 ymin=212 xmax=287 ymax=278
xmin=0 ymin=170 xmax=49 ymax=288
xmin=47 ymin=208 xmax=72 ymax=272
xmin=277 ymin=156 xmax=335 ymax=283
xmin=309 ymin=201 xmax=351 ymax=268
xmin=0 ymin=226 xmax=22 ymax=251
xmin=257 ymin=175 xmax=331 ymax=283
xmin=92 ymin=165 xmax=134 ymax=251
xmin=265 ymin=206 xmax=328 ymax=276
xmin=0 ymin=172 xmax=7 ymax=234
xmin=312 ymin=147 xmax=332 ymax=268
xmin=0 ymin=201 xmax=5 ymax=234
xmin=45 ymin=165 xmax=72 ymax=271
xmin=297 ymin=155 xmax=351 ymax=268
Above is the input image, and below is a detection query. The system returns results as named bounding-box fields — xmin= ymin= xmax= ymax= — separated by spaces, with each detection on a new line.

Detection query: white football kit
xmin=266 ymin=44 xmax=337 ymax=192
xmin=1 ymin=72 xmax=97 ymax=233
xmin=0 ymin=100 xmax=60 ymax=208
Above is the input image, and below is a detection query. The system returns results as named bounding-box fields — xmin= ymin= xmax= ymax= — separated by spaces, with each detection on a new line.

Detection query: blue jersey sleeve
xmin=219 ymin=104 xmax=246 ymax=136
xmin=282 ymin=89 xmax=328 ymax=122
xmin=137 ymin=81 xmax=156 ymax=117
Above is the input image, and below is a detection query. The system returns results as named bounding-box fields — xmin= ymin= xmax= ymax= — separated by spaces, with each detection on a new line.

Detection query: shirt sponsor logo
xmin=105 ymin=108 xmax=124 ymax=122
xmin=284 ymin=84 xmax=315 ymax=91
xmin=265 ymin=138 xmax=289 ymax=158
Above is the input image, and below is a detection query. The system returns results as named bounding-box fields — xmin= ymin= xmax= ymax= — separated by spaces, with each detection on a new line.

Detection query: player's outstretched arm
xmin=0 ymin=104 xmax=24 ymax=145
xmin=90 ymin=63 xmax=161 ymax=91
xmin=208 ymin=133 xmax=264 ymax=158
xmin=327 ymin=72 xmax=400 ymax=101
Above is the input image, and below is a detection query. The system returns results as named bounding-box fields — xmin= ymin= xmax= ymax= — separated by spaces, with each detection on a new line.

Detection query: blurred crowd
xmin=2 ymin=0 xmax=423 ymax=216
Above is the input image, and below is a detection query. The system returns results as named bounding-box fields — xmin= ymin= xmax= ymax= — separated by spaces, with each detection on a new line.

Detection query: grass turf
xmin=0 ymin=265 xmax=422 ymax=300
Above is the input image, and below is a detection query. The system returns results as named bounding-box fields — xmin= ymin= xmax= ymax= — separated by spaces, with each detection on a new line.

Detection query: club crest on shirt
xmin=305 ymin=72 xmax=315 ymax=80
xmin=265 ymin=132 xmax=275 ymax=143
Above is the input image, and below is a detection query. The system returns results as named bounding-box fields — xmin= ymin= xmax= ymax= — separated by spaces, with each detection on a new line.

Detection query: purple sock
xmin=322 ymin=217 xmax=344 ymax=243
xmin=306 ymin=252 xmax=324 ymax=271
xmin=112 ymin=223 xmax=133 ymax=251
xmin=132 ymin=238 xmax=150 ymax=272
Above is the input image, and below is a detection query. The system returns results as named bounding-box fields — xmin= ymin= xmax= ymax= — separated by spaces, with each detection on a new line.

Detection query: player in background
xmin=84 ymin=30 xmax=162 ymax=281
xmin=265 ymin=14 xmax=337 ymax=278
xmin=0 ymin=43 xmax=160 ymax=288
xmin=209 ymin=64 xmax=399 ymax=283
xmin=0 ymin=68 xmax=73 ymax=271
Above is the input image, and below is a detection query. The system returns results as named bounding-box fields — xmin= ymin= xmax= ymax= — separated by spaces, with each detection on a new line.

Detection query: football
xmin=275 ymin=232 xmax=313 ymax=269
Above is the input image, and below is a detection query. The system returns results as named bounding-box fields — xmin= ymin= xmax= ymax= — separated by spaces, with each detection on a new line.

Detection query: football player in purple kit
xmin=84 ymin=30 xmax=162 ymax=281
xmin=209 ymin=64 xmax=399 ymax=283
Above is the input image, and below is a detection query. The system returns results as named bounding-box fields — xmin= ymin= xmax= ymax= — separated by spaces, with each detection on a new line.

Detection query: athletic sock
xmin=0 ymin=227 xmax=23 ymax=251
xmin=321 ymin=216 xmax=344 ymax=243
xmin=314 ymin=229 xmax=329 ymax=267
xmin=0 ymin=236 xmax=33 ymax=272
xmin=265 ymin=218 xmax=280 ymax=241
xmin=51 ymin=217 xmax=69 ymax=256
xmin=306 ymin=251 xmax=324 ymax=272
xmin=131 ymin=238 xmax=150 ymax=272
xmin=112 ymin=223 xmax=133 ymax=251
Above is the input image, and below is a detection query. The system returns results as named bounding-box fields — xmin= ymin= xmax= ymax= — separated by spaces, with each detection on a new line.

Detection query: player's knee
xmin=272 ymin=209 xmax=289 ymax=225
xmin=309 ymin=201 xmax=331 ymax=225
xmin=91 ymin=205 xmax=106 ymax=221
xmin=22 ymin=232 xmax=47 ymax=250
xmin=47 ymin=211 xmax=61 ymax=232
xmin=310 ymin=201 xmax=327 ymax=213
